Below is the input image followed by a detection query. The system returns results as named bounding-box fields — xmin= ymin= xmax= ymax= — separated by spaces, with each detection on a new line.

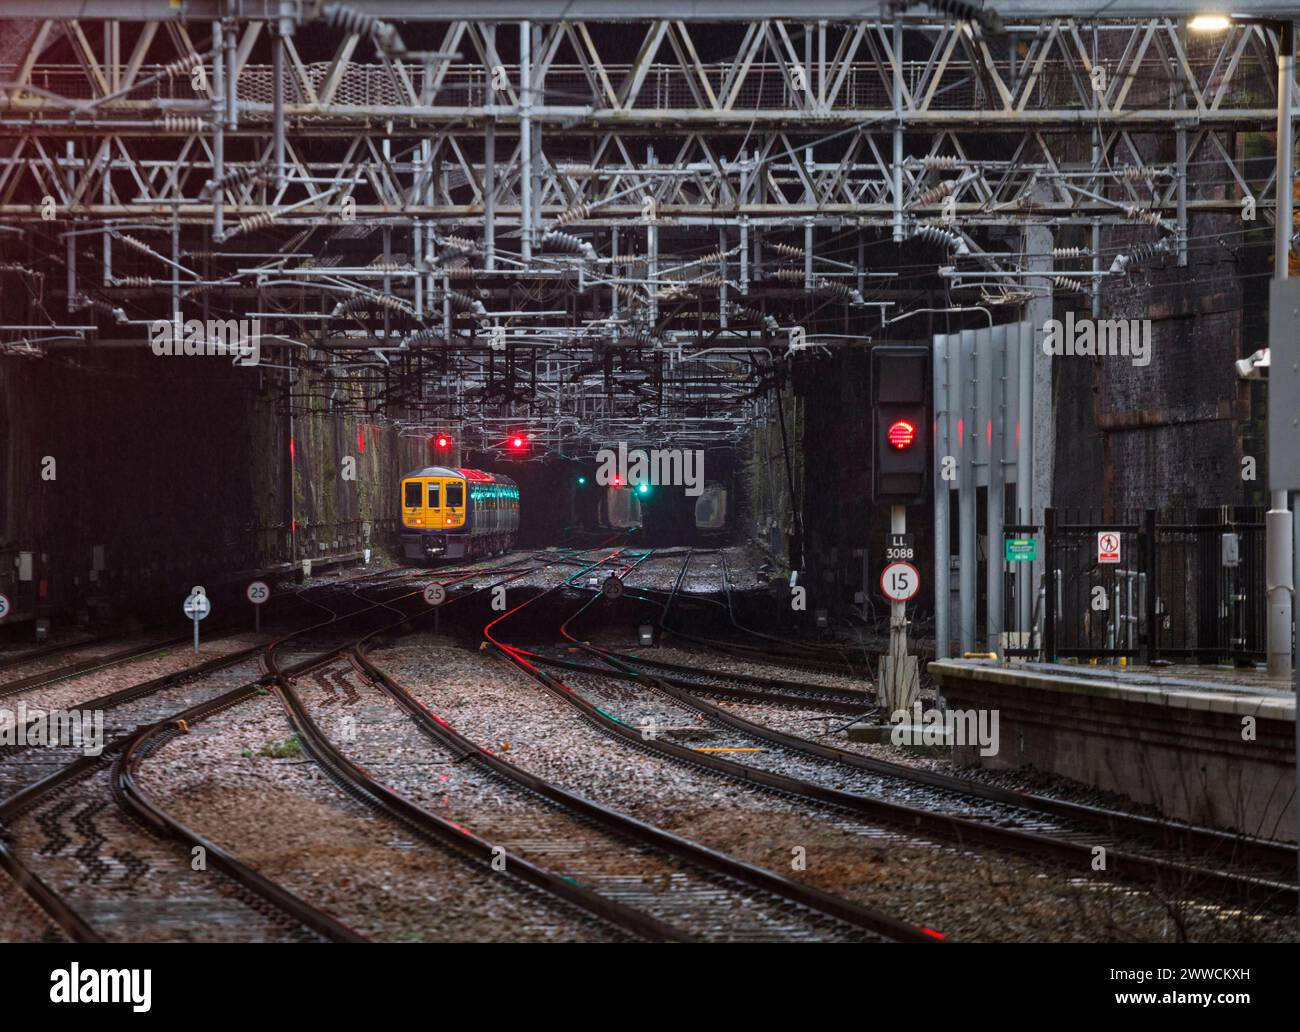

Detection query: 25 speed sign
xmin=880 ymin=561 xmax=920 ymax=603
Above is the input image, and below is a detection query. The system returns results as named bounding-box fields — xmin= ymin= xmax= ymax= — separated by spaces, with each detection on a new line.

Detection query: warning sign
xmin=1097 ymin=531 xmax=1122 ymax=565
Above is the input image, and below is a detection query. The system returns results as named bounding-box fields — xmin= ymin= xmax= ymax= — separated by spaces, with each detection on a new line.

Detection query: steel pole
xmin=1269 ymin=21 xmax=1295 ymax=682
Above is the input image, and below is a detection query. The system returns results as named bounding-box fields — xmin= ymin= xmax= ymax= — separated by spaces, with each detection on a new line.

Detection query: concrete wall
xmin=932 ymin=661 xmax=1296 ymax=841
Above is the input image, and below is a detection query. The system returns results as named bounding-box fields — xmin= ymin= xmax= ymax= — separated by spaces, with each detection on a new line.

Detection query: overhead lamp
xmin=1188 ymin=15 xmax=1232 ymax=31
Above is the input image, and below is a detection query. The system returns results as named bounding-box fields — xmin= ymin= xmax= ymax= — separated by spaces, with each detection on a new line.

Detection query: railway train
xmin=399 ymin=466 xmax=520 ymax=561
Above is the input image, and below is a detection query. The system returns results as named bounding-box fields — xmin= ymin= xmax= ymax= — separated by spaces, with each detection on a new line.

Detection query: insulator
xmin=614 ymin=282 xmax=644 ymax=303
xmin=183 ymin=281 xmax=222 ymax=298
xmin=1052 ymin=246 xmax=1086 ymax=258
xmin=369 ymin=258 xmax=410 ymax=272
xmin=323 ymin=3 xmax=405 ymax=53
xmin=768 ymin=242 xmax=805 ymax=260
xmin=923 ymin=155 xmax=962 ymax=171
xmin=232 ymin=211 xmax=278 ymax=236
xmin=374 ymin=293 xmax=413 ymax=314
xmin=115 ymin=233 xmax=155 ymax=256
xmin=1121 ymin=164 xmax=1171 ymax=182
xmin=333 ymin=292 xmax=414 ymax=319
xmin=1109 ymin=238 xmax=1171 ymax=275
xmin=114 ymin=275 xmax=155 ymax=287
xmin=402 ymin=328 xmax=442 ymax=347
xmin=732 ymin=303 xmax=779 ymax=333
xmin=160 ymin=114 xmax=205 ymax=132
xmin=444 ymin=290 xmax=487 ymax=318
xmin=610 ymin=254 xmax=646 ymax=269
xmin=928 ymin=0 xmax=1003 ymax=31
xmin=817 ymin=279 xmax=862 ymax=304
xmin=1052 ymin=276 xmax=1089 ymax=293
xmin=443 ymin=261 xmax=475 ymax=281
xmin=910 ymin=224 xmax=969 ymax=255
xmin=771 ymin=267 xmax=806 ymax=283
xmin=1124 ymin=205 xmax=1165 ymax=228
xmin=916 ymin=179 xmax=957 ymax=206
xmin=83 ymin=298 xmax=123 ymax=319
xmin=554 ymin=202 xmax=594 ymax=227
xmin=161 ymin=53 xmax=203 ymax=78
xmin=542 ymin=230 xmax=595 ymax=258
xmin=203 ymin=164 xmax=266 ymax=197
xmin=0 ymin=262 xmax=35 ymax=274
xmin=439 ymin=234 xmax=479 ymax=256
xmin=695 ymin=274 xmax=725 ymax=289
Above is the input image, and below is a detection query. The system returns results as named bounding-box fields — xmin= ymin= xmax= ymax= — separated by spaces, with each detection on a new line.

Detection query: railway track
xmin=489 ymin=549 xmax=1296 ymax=911
xmin=255 ymin=543 xmax=925 ymax=941
xmin=343 ymin=555 xmax=930 ymax=942
xmin=0 ymin=562 xmax=520 ymax=943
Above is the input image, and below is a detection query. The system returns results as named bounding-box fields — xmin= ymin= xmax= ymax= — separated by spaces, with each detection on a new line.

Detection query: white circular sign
xmin=880 ymin=561 xmax=920 ymax=603
xmin=0 ymin=593 xmax=11 ymax=621
xmin=601 ymin=574 xmax=625 ymax=600
xmin=246 ymin=580 xmax=271 ymax=605
xmin=183 ymin=592 xmax=212 ymax=619
xmin=423 ymin=582 xmax=447 ymax=606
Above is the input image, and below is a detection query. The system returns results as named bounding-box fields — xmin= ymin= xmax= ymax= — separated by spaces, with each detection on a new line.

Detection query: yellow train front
xmin=399 ymin=466 xmax=520 ymax=561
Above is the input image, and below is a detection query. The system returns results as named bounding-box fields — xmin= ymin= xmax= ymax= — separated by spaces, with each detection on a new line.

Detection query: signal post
xmin=871 ymin=347 xmax=930 ymax=714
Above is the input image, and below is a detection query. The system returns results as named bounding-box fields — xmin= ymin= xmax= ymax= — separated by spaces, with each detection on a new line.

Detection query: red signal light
xmin=435 ymin=434 xmax=452 ymax=451
xmin=510 ymin=435 xmax=525 ymax=450
xmin=887 ymin=420 xmax=916 ymax=450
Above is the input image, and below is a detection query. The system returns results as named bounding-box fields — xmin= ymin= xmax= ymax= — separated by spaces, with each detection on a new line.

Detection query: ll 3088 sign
xmin=880 ymin=561 xmax=921 ymax=603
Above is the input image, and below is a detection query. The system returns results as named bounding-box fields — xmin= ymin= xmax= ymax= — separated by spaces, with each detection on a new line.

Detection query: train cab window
xmin=404 ymin=481 xmax=421 ymax=507
xmin=427 ymin=483 xmax=441 ymax=508
xmin=446 ymin=482 xmax=464 ymax=507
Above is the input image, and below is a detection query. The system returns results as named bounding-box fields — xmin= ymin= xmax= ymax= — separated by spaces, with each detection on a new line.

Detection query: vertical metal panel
xmin=933 ymin=332 xmax=951 ymax=660
xmin=958 ymin=328 xmax=978 ymax=654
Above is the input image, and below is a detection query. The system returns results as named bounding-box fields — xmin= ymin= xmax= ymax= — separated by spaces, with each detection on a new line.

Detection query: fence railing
xmin=999 ymin=506 xmax=1269 ymax=665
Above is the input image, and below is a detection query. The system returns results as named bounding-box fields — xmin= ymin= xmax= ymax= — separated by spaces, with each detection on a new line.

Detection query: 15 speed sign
xmin=880 ymin=561 xmax=920 ymax=603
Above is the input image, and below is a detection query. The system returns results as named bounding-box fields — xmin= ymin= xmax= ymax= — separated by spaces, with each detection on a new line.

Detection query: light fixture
xmin=1188 ymin=14 xmax=1232 ymax=31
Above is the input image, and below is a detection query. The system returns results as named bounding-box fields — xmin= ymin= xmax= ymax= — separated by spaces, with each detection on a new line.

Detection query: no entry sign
xmin=1097 ymin=531 xmax=1122 ymax=565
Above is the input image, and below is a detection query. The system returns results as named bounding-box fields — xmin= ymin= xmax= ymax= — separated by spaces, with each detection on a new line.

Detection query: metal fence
xmin=1000 ymin=507 xmax=1269 ymax=665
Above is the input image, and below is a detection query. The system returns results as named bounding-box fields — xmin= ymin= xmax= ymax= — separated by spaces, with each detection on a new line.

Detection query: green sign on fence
xmin=1005 ymin=537 xmax=1038 ymax=562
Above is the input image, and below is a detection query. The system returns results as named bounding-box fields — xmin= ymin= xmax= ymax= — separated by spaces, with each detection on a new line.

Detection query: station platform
xmin=927 ymin=659 xmax=1297 ymax=840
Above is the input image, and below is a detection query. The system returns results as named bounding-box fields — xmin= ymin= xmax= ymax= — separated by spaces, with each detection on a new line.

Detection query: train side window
xmin=404 ymin=481 xmax=421 ymax=507
xmin=427 ymin=483 xmax=441 ymax=509
xmin=447 ymin=482 xmax=464 ymax=507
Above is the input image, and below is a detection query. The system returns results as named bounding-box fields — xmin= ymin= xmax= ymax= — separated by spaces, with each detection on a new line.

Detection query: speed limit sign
xmin=246 ymin=580 xmax=271 ymax=605
xmin=0 ymin=593 xmax=10 ymax=621
xmin=423 ymin=582 xmax=447 ymax=606
xmin=880 ymin=561 xmax=920 ymax=603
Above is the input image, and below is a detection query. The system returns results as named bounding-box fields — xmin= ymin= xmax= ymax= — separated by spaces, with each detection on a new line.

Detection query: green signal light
xmin=577 ymin=476 xmax=587 ymax=485
xmin=637 ymin=483 xmax=649 ymax=495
